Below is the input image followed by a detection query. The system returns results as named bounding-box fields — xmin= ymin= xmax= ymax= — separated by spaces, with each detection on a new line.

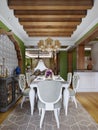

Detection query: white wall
xmin=0 ymin=34 xmax=18 ymax=75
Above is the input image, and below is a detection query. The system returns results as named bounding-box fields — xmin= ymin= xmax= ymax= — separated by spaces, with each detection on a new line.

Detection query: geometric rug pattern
xmin=0 ymin=100 xmax=98 ymax=130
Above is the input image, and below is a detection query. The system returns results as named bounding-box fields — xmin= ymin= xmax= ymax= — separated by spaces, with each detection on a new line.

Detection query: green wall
xmin=25 ymin=58 xmax=31 ymax=67
xmin=0 ymin=21 xmax=25 ymax=73
xmin=59 ymin=50 xmax=77 ymax=79
xmin=59 ymin=51 xmax=67 ymax=80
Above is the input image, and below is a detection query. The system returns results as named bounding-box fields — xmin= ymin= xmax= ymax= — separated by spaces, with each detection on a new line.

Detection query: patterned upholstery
xmin=19 ymin=74 xmax=30 ymax=108
xmin=26 ymin=72 xmax=31 ymax=87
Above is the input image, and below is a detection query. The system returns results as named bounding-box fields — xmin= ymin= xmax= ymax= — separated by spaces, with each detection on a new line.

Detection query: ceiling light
xmin=85 ymin=47 xmax=91 ymax=50
xmin=38 ymin=38 xmax=61 ymax=52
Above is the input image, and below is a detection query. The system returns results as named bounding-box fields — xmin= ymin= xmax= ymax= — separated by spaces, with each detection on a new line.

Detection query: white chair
xmin=26 ymin=72 xmax=38 ymax=105
xmin=37 ymin=80 xmax=62 ymax=128
xmin=67 ymin=72 xmax=72 ymax=85
xmin=26 ymin=72 xmax=34 ymax=87
xmin=69 ymin=74 xmax=80 ymax=108
xmin=19 ymin=74 xmax=30 ymax=108
xmin=63 ymin=81 xmax=70 ymax=116
xmin=26 ymin=72 xmax=36 ymax=86
xmin=26 ymin=72 xmax=31 ymax=87
xmin=63 ymin=72 xmax=72 ymax=116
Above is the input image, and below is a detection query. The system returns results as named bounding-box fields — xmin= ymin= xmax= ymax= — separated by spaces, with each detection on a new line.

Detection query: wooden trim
xmin=8 ymin=0 xmax=93 ymax=10
xmin=77 ymin=45 xmax=85 ymax=70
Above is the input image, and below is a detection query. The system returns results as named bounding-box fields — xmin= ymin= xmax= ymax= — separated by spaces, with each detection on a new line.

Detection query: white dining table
xmin=29 ymin=75 xmax=70 ymax=115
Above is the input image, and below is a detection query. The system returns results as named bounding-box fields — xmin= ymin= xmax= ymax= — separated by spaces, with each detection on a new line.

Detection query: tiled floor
xmin=0 ymin=101 xmax=98 ymax=130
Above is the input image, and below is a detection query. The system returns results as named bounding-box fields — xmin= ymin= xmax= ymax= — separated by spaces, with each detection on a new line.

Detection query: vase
xmin=87 ymin=64 xmax=93 ymax=70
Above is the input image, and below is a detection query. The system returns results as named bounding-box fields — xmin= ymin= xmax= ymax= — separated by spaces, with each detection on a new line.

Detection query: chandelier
xmin=38 ymin=38 xmax=61 ymax=52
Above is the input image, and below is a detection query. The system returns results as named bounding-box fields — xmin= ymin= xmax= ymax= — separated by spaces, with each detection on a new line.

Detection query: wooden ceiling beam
xmin=8 ymin=0 xmax=93 ymax=10
xmin=15 ymin=14 xmax=86 ymax=19
xmin=23 ymin=25 xmax=77 ymax=29
xmin=19 ymin=18 xmax=81 ymax=22
xmin=14 ymin=10 xmax=87 ymax=15
xmin=24 ymin=28 xmax=75 ymax=32
xmin=28 ymin=31 xmax=73 ymax=34
xmin=20 ymin=21 xmax=80 ymax=26
xmin=28 ymin=32 xmax=71 ymax=37
xmin=28 ymin=33 xmax=71 ymax=37
xmin=9 ymin=5 xmax=92 ymax=10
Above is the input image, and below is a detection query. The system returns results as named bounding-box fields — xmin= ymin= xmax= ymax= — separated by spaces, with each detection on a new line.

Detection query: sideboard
xmin=0 ymin=76 xmax=21 ymax=112
xmin=74 ymin=71 xmax=98 ymax=92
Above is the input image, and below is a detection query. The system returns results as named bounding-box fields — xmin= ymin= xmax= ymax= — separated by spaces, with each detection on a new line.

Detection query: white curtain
xmin=34 ymin=59 xmax=48 ymax=72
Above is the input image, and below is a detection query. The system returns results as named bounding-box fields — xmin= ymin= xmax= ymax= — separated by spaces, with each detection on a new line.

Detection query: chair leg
xmin=65 ymin=102 xmax=69 ymax=116
xmin=63 ymin=89 xmax=69 ymax=116
xmin=57 ymin=108 xmax=60 ymax=116
xmin=35 ymin=93 xmax=38 ymax=102
xmin=39 ymin=108 xmax=42 ymax=115
xmin=71 ymin=96 xmax=74 ymax=102
xmin=40 ymin=109 xmax=45 ymax=128
xmin=21 ymin=96 xmax=25 ymax=108
xmin=54 ymin=109 xmax=59 ymax=128
xmin=29 ymin=89 xmax=35 ymax=115
xmin=72 ymin=96 xmax=77 ymax=108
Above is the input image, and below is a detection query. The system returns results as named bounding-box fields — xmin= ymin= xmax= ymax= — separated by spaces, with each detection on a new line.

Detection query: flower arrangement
xmin=45 ymin=69 xmax=53 ymax=79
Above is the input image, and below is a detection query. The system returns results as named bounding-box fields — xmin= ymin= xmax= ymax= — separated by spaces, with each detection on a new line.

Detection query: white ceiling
xmin=0 ymin=0 xmax=98 ymax=50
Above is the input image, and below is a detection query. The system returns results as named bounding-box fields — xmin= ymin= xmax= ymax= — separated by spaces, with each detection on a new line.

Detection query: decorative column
xmin=77 ymin=45 xmax=85 ymax=70
xmin=91 ymin=43 xmax=98 ymax=70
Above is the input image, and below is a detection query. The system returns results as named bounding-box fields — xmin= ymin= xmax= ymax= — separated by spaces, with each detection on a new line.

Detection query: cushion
xmin=68 ymin=88 xmax=75 ymax=96
xmin=23 ymin=88 xmax=30 ymax=96
xmin=38 ymin=99 xmax=62 ymax=109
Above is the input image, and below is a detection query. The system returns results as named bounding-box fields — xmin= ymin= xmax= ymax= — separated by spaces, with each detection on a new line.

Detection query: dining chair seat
xmin=22 ymin=88 xmax=30 ymax=96
xmin=38 ymin=99 xmax=62 ymax=109
xmin=68 ymin=88 xmax=75 ymax=96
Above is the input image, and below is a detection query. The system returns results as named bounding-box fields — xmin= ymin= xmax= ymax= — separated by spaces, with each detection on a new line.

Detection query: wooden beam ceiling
xmin=8 ymin=0 xmax=93 ymax=37
xmin=8 ymin=0 xmax=93 ymax=10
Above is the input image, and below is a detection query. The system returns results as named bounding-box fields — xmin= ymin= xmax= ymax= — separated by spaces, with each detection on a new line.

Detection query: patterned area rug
xmin=0 ymin=100 xmax=98 ymax=130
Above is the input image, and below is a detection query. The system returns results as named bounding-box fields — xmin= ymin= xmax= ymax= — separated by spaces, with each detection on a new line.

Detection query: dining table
xmin=29 ymin=75 xmax=70 ymax=115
